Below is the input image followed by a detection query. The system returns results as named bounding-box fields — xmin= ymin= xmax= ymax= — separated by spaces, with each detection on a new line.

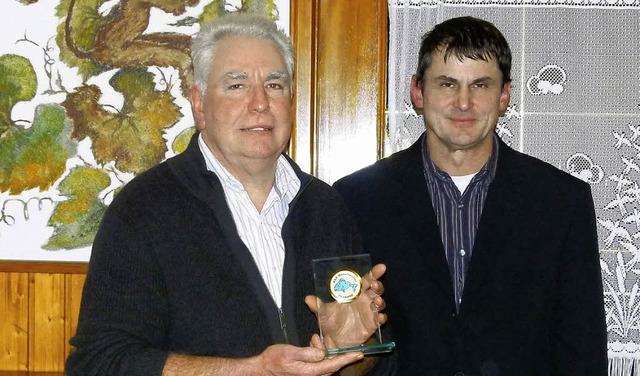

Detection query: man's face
xmin=191 ymin=36 xmax=292 ymax=171
xmin=410 ymin=48 xmax=511 ymax=158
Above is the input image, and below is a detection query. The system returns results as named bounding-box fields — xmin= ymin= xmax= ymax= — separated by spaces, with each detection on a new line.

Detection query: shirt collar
xmin=421 ymin=132 xmax=499 ymax=187
xmin=197 ymin=133 xmax=301 ymax=201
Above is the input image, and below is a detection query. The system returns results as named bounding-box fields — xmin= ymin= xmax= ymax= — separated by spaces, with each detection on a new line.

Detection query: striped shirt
xmin=198 ymin=134 xmax=301 ymax=308
xmin=421 ymin=134 xmax=499 ymax=313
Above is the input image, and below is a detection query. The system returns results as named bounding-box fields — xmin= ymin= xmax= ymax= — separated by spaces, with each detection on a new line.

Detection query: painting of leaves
xmin=0 ymin=0 xmax=284 ymax=261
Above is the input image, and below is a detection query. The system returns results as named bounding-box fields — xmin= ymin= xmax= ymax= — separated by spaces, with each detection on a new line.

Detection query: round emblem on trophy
xmin=329 ymin=269 xmax=362 ymax=303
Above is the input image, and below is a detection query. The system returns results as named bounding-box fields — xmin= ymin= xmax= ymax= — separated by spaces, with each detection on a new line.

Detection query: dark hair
xmin=415 ymin=16 xmax=512 ymax=86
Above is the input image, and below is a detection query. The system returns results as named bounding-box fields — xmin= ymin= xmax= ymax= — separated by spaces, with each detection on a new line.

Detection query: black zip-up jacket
xmin=66 ymin=133 xmax=391 ymax=375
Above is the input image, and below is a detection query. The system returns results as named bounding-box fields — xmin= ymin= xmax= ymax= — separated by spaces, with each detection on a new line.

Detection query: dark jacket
xmin=66 ymin=134 xmax=366 ymax=375
xmin=334 ymin=134 xmax=607 ymax=376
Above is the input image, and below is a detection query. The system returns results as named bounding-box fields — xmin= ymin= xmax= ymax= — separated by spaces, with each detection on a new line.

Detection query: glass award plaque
xmin=312 ymin=254 xmax=395 ymax=355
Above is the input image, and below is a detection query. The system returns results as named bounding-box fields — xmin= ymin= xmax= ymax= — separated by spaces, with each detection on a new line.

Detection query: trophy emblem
xmin=329 ymin=269 xmax=362 ymax=303
xmin=312 ymin=254 xmax=396 ymax=355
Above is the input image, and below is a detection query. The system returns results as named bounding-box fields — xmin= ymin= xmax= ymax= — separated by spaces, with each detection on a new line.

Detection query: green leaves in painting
xmin=55 ymin=0 xmax=112 ymax=80
xmin=200 ymin=0 xmax=226 ymax=24
xmin=200 ymin=0 xmax=279 ymax=24
xmin=0 ymin=54 xmax=37 ymax=135
xmin=242 ymin=0 xmax=279 ymax=20
xmin=63 ymin=68 xmax=182 ymax=174
xmin=0 ymin=104 xmax=77 ymax=195
xmin=3 ymin=0 xmax=284 ymax=252
xmin=44 ymin=167 xmax=110 ymax=250
xmin=172 ymin=127 xmax=197 ymax=154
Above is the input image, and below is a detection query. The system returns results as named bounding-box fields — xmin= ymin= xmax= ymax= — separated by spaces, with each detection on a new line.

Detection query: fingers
xmin=262 ymin=342 xmax=363 ymax=376
xmin=377 ymin=312 xmax=388 ymax=325
xmin=371 ymin=294 xmax=386 ymax=312
xmin=370 ymin=279 xmax=385 ymax=296
xmin=371 ymin=263 xmax=386 ymax=280
xmin=310 ymin=333 xmax=325 ymax=350
xmin=364 ymin=264 xmax=386 ymax=294
xmin=294 ymin=346 xmax=365 ymax=373
xmin=305 ymin=295 xmax=319 ymax=314
xmin=295 ymin=345 xmax=330 ymax=363
xmin=320 ymin=352 xmax=364 ymax=374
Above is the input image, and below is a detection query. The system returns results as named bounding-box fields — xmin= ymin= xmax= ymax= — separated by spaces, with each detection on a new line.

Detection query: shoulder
xmin=114 ymin=161 xmax=173 ymax=202
xmin=297 ymin=172 xmax=347 ymax=211
xmin=106 ymin=145 xmax=211 ymax=225
xmin=497 ymin=143 xmax=593 ymax=205
xmin=334 ymin=138 xmax=423 ymax=195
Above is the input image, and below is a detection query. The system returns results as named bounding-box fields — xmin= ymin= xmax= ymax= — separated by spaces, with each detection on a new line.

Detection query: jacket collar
xmin=166 ymin=132 xmax=311 ymax=345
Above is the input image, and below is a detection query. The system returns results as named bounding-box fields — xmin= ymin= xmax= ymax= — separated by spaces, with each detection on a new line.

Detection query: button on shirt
xmin=198 ymin=135 xmax=301 ymax=308
xmin=422 ymin=134 xmax=498 ymax=313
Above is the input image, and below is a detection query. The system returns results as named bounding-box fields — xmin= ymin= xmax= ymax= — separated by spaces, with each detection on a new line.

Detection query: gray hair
xmin=191 ymin=13 xmax=295 ymax=95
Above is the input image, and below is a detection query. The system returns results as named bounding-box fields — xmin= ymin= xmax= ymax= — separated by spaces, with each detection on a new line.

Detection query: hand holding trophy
xmin=308 ymin=254 xmax=396 ymax=355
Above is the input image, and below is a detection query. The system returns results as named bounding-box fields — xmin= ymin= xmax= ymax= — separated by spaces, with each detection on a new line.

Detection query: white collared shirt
xmin=198 ymin=134 xmax=300 ymax=308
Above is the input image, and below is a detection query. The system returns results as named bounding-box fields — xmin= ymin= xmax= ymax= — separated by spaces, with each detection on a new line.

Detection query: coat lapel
xmin=460 ymin=140 xmax=524 ymax=314
xmin=168 ymin=134 xmax=283 ymax=342
xmin=390 ymin=137 xmax=456 ymax=307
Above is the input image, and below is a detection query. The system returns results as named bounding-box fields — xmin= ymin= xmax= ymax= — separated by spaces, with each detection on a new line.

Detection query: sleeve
xmin=553 ymin=183 xmax=608 ymax=375
xmin=65 ymin=204 xmax=170 ymax=376
xmin=336 ymin=184 xmax=399 ymax=376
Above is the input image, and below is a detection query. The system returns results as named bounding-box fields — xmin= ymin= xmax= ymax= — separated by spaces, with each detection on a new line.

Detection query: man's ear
xmin=409 ymin=75 xmax=425 ymax=113
xmin=190 ymin=85 xmax=206 ymax=131
xmin=499 ymin=81 xmax=512 ymax=116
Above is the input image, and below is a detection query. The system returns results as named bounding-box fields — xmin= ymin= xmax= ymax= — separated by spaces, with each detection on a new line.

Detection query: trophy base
xmin=325 ymin=341 xmax=396 ymax=356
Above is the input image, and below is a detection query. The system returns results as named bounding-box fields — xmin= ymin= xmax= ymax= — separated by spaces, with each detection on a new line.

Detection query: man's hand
xmin=305 ymin=264 xmax=387 ymax=349
xmin=163 ymin=342 xmax=363 ymax=376
xmin=256 ymin=342 xmax=363 ymax=376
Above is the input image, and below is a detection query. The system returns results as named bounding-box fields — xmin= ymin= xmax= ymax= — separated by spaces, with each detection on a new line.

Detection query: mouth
xmin=242 ymin=126 xmax=272 ymax=132
xmin=450 ymin=117 xmax=475 ymax=125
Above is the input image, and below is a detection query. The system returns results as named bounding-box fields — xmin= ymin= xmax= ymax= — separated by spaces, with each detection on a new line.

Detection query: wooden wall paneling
xmin=64 ymin=274 xmax=85 ymax=363
xmin=290 ymin=0 xmax=318 ymax=174
xmin=28 ymin=274 xmax=65 ymax=372
xmin=315 ymin=0 xmax=387 ymax=183
xmin=290 ymin=0 xmax=388 ymax=183
xmin=0 ymin=272 xmax=29 ymax=371
xmin=0 ymin=264 xmax=87 ymax=371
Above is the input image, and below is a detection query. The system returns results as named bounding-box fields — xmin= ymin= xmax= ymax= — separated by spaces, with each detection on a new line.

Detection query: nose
xmin=455 ymin=87 xmax=471 ymax=111
xmin=249 ymin=86 xmax=270 ymax=113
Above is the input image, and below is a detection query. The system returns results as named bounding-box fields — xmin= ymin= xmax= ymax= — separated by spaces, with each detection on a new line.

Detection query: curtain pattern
xmin=386 ymin=1 xmax=640 ymax=373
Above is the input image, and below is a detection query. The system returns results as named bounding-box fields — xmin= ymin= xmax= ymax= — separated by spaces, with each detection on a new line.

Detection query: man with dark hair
xmin=335 ymin=16 xmax=607 ymax=375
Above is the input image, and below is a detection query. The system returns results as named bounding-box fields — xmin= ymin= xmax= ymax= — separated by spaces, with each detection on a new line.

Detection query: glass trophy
xmin=312 ymin=253 xmax=396 ymax=355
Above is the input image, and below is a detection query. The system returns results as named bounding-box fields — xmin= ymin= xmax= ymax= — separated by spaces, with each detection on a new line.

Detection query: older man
xmin=66 ymin=13 xmax=388 ymax=376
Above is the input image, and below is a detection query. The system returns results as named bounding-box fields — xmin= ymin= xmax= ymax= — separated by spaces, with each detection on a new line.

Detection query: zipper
xmin=278 ymin=307 xmax=289 ymax=344
xmin=278 ymin=162 xmax=312 ymax=345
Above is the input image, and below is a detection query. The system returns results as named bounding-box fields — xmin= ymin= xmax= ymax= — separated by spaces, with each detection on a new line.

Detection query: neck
xmin=427 ymin=141 xmax=492 ymax=177
xmin=215 ymin=153 xmax=279 ymax=213
xmin=235 ymin=162 xmax=278 ymax=213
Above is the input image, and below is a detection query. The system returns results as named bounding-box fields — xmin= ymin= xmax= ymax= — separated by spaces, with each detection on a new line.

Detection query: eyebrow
xmin=223 ymin=71 xmax=289 ymax=81
xmin=224 ymin=72 xmax=248 ymax=80
xmin=435 ymin=75 xmax=497 ymax=84
xmin=267 ymin=71 xmax=289 ymax=81
xmin=471 ymin=76 xmax=497 ymax=84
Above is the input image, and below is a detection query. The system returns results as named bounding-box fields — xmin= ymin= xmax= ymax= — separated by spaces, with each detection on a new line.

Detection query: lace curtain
xmin=386 ymin=1 xmax=640 ymax=374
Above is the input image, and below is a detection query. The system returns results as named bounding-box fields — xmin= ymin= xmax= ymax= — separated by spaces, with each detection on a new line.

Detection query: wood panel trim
xmin=0 ymin=272 xmax=29 ymax=370
xmin=29 ymin=274 xmax=66 ymax=371
xmin=376 ymin=3 xmax=388 ymax=160
xmin=0 ymin=372 xmax=66 ymax=375
xmin=0 ymin=262 xmax=88 ymax=275
xmin=290 ymin=0 xmax=319 ymax=174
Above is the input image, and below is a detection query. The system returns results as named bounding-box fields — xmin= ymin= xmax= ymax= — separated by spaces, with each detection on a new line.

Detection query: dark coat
xmin=66 ymin=134 xmax=365 ymax=375
xmin=334 ymin=134 xmax=607 ymax=376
